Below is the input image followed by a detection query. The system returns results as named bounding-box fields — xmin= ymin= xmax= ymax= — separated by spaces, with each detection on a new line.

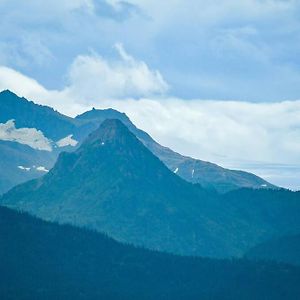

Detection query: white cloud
xmin=65 ymin=43 xmax=168 ymax=101
xmin=56 ymin=135 xmax=78 ymax=147
xmin=127 ymin=0 xmax=296 ymax=24
xmin=95 ymin=97 xmax=300 ymax=189
xmin=0 ymin=44 xmax=168 ymax=112
xmin=98 ymin=98 xmax=300 ymax=165
xmin=0 ymin=66 xmax=89 ymax=116
xmin=1 ymin=0 xmax=300 ymax=101
xmin=0 ymin=120 xmax=52 ymax=151
xmin=0 ymin=66 xmax=51 ymax=98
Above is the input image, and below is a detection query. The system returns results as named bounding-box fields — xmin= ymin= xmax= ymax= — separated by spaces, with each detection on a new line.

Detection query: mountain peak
xmin=97 ymin=118 xmax=128 ymax=138
xmin=0 ymin=89 xmax=21 ymax=99
xmin=0 ymin=89 xmax=12 ymax=94
xmin=80 ymin=118 xmax=136 ymax=149
xmin=76 ymin=108 xmax=129 ymax=122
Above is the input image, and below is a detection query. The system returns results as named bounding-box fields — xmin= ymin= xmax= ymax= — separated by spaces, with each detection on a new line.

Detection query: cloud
xmin=0 ymin=120 xmax=52 ymax=151
xmin=0 ymin=66 xmax=50 ymax=97
xmin=119 ymin=0 xmax=300 ymax=101
xmin=0 ymin=0 xmax=138 ymax=73
xmin=127 ymin=0 xmax=297 ymax=24
xmin=1 ymin=0 xmax=300 ymax=100
xmin=0 ymin=43 xmax=169 ymax=111
xmin=1 ymin=61 xmax=300 ymax=189
xmin=56 ymin=135 xmax=78 ymax=147
xmin=0 ymin=35 xmax=300 ymax=188
xmin=98 ymin=97 xmax=300 ymax=189
xmin=2 ymin=0 xmax=300 ymax=189
xmin=64 ymin=44 xmax=169 ymax=101
xmin=0 ymin=66 xmax=87 ymax=116
xmin=100 ymin=98 xmax=300 ymax=165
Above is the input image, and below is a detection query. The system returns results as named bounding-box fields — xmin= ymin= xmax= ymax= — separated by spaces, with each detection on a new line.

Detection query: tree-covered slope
xmin=1 ymin=205 xmax=300 ymax=300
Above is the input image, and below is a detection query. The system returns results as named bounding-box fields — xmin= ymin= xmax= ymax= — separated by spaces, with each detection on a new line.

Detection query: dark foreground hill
xmin=1 ymin=205 xmax=300 ymax=300
xmin=1 ymin=119 xmax=300 ymax=258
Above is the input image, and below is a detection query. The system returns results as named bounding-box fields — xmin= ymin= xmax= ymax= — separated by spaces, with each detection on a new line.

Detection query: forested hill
xmin=1 ymin=205 xmax=300 ymax=300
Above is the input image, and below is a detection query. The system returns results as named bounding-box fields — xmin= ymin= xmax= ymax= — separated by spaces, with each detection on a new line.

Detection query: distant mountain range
xmin=0 ymin=89 xmax=275 ymax=194
xmin=1 ymin=118 xmax=299 ymax=258
xmin=1 ymin=205 xmax=300 ymax=300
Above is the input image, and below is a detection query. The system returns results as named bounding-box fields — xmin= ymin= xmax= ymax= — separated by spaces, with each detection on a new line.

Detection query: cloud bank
xmin=0 ymin=48 xmax=299 ymax=189
xmin=65 ymin=43 xmax=168 ymax=101
xmin=1 ymin=0 xmax=300 ymax=100
xmin=0 ymin=44 xmax=168 ymax=113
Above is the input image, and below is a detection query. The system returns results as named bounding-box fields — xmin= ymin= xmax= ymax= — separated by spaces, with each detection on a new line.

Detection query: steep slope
xmin=1 ymin=119 xmax=300 ymax=258
xmin=76 ymin=109 xmax=275 ymax=193
xmin=245 ymin=234 xmax=300 ymax=266
xmin=2 ymin=205 xmax=300 ymax=300
xmin=0 ymin=90 xmax=76 ymax=140
xmin=0 ymin=90 xmax=80 ymax=194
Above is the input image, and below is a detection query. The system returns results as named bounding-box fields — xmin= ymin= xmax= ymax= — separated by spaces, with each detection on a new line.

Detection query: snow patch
xmin=261 ymin=184 xmax=267 ymax=187
xmin=36 ymin=166 xmax=49 ymax=172
xmin=174 ymin=167 xmax=179 ymax=174
xmin=192 ymin=169 xmax=195 ymax=178
xmin=18 ymin=165 xmax=31 ymax=171
xmin=0 ymin=120 xmax=52 ymax=151
xmin=56 ymin=134 xmax=78 ymax=147
xmin=101 ymin=142 xmax=105 ymax=146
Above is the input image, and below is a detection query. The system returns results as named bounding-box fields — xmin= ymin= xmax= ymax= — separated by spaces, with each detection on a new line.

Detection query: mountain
xmin=0 ymin=140 xmax=56 ymax=193
xmin=245 ymin=234 xmax=300 ymax=266
xmin=1 ymin=119 xmax=300 ymax=258
xmin=1 ymin=205 xmax=300 ymax=300
xmin=76 ymin=109 xmax=275 ymax=193
xmin=0 ymin=90 xmax=275 ymax=195
xmin=0 ymin=90 xmax=87 ymax=194
xmin=0 ymin=89 xmax=76 ymax=140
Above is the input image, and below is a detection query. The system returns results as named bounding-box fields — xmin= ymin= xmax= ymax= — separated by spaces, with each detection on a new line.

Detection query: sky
xmin=0 ymin=0 xmax=300 ymax=189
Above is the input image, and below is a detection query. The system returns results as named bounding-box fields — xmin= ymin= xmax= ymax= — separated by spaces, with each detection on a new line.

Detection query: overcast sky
xmin=0 ymin=0 xmax=300 ymax=189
